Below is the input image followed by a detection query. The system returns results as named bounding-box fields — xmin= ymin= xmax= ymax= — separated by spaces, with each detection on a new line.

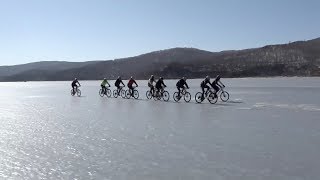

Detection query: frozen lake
xmin=0 ymin=77 xmax=319 ymax=179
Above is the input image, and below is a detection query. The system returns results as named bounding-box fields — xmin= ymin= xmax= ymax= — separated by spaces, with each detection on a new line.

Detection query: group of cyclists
xmin=71 ymin=75 xmax=225 ymax=102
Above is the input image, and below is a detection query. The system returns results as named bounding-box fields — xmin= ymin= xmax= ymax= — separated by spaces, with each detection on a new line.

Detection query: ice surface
xmin=0 ymin=78 xmax=319 ymax=179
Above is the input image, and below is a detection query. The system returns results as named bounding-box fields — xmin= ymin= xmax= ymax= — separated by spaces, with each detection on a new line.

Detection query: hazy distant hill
xmin=0 ymin=38 xmax=319 ymax=81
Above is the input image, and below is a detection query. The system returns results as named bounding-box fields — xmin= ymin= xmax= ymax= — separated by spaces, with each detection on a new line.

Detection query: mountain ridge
xmin=0 ymin=38 xmax=319 ymax=81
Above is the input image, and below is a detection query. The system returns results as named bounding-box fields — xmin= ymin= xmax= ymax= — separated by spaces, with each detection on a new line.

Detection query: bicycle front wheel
xmin=106 ymin=89 xmax=112 ymax=98
xmin=220 ymin=91 xmax=229 ymax=102
xmin=121 ymin=90 xmax=126 ymax=98
xmin=162 ymin=91 xmax=170 ymax=102
xmin=125 ymin=90 xmax=131 ymax=99
xmin=133 ymin=90 xmax=139 ymax=99
xmin=77 ymin=89 xmax=81 ymax=97
xmin=184 ymin=92 xmax=191 ymax=103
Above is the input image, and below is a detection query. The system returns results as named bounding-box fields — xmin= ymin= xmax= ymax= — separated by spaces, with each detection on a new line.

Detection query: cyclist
xmin=114 ymin=76 xmax=125 ymax=95
xmin=101 ymin=78 xmax=111 ymax=94
xmin=127 ymin=76 xmax=138 ymax=97
xmin=155 ymin=77 xmax=167 ymax=94
xmin=211 ymin=75 xmax=225 ymax=97
xmin=148 ymin=75 xmax=156 ymax=96
xmin=71 ymin=78 xmax=81 ymax=94
xmin=200 ymin=76 xmax=213 ymax=100
xmin=176 ymin=77 xmax=189 ymax=98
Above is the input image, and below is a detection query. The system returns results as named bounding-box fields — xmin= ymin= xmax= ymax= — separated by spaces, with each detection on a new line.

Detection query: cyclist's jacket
xmin=72 ymin=80 xmax=79 ymax=86
xmin=156 ymin=79 xmax=166 ymax=89
xmin=101 ymin=80 xmax=109 ymax=86
xmin=115 ymin=79 xmax=124 ymax=87
xmin=127 ymin=79 xmax=137 ymax=87
xmin=148 ymin=78 xmax=155 ymax=87
xmin=176 ymin=79 xmax=189 ymax=88
xmin=201 ymin=79 xmax=211 ymax=87
xmin=212 ymin=77 xmax=221 ymax=85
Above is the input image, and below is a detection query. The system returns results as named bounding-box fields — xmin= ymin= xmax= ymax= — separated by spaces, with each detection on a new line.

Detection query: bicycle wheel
xmin=153 ymin=92 xmax=160 ymax=101
xmin=106 ymin=89 xmax=112 ymax=98
xmin=208 ymin=92 xmax=218 ymax=104
xmin=125 ymin=90 xmax=131 ymax=99
xmin=113 ymin=90 xmax=118 ymax=98
xmin=162 ymin=91 xmax=170 ymax=102
xmin=173 ymin=92 xmax=180 ymax=102
xmin=77 ymin=89 xmax=81 ymax=97
xmin=220 ymin=91 xmax=229 ymax=102
xmin=71 ymin=89 xmax=75 ymax=96
xmin=146 ymin=91 xmax=152 ymax=99
xmin=195 ymin=92 xmax=203 ymax=103
xmin=99 ymin=89 xmax=104 ymax=97
xmin=133 ymin=90 xmax=139 ymax=99
xmin=121 ymin=89 xmax=126 ymax=98
xmin=184 ymin=92 xmax=191 ymax=103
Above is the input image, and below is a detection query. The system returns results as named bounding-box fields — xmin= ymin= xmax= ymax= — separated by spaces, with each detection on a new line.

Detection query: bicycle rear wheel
xmin=99 ymin=89 xmax=104 ymax=97
xmin=184 ymin=92 xmax=191 ymax=103
xmin=173 ymin=92 xmax=180 ymax=102
xmin=195 ymin=92 xmax=203 ymax=103
xmin=208 ymin=93 xmax=218 ymax=104
xmin=162 ymin=91 xmax=170 ymax=102
xmin=113 ymin=90 xmax=118 ymax=98
xmin=71 ymin=89 xmax=75 ymax=96
xmin=220 ymin=91 xmax=229 ymax=102
xmin=146 ymin=91 xmax=152 ymax=99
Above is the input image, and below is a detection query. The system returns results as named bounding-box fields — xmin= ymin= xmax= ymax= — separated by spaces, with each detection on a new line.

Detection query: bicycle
xmin=146 ymin=87 xmax=155 ymax=99
xmin=218 ymin=86 xmax=230 ymax=102
xmin=195 ymin=88 xmax=218 ymax=104
xmin=113 ymin=86 xmax=126 ymax=98
xmin=153 ymin=87 xmax=170 ymax=102
xmin=173 ymin=87 xmax=191 ymax=103
xmin=125 ymin=86 xmax=139 ymax=99
xmin=71 ymin=86 xmax=81 ymax=97
xmin=99 ymin=86 xmax=112 ymax=97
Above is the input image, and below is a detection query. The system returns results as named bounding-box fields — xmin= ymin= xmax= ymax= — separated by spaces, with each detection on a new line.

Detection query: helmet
xmin=206 ymin=75 xmax=210 ymax=80
xmin=216 ymin=75 xmax=221 ymax=79
xmin=182 ymin=77 xmax=186 ymax=81
xmin=150 ymin=75 xmax=154 ymax=78
xmin=160 ymin=77 xmax=163 ymax=80
xmin=130 ymin=76 xmax=133 ymax=79
xmin=118 ymin=76 xmax=121 ymax=79
xmin=104 ymin=78 xmax=106 ymax=80
xmin=74 ymin=78 xmax=77 ymax=81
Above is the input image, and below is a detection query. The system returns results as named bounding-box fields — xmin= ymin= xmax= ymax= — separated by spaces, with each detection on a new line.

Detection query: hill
xmin=0 ymin=38 xmax=319 ymax=81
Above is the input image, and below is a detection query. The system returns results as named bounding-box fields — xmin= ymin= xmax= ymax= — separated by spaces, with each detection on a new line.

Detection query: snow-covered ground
xmin=0 ymin=77 xmax=319 ymax=179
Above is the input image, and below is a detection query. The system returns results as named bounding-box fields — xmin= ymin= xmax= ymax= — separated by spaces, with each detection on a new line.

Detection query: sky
xmin=0 ymin=0 xmax=319 ymax=65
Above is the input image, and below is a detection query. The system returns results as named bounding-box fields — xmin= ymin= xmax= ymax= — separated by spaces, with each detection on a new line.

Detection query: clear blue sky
xmin=0 ymin=0 xmax=319 ymax=65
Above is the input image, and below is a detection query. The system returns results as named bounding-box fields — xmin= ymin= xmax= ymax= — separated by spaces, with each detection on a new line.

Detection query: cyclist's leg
xmin=116 ymin=85 xmax=120 ymax=94
xmin=129 ymin=86 xmax=133 ymax=96
xmin=201 ymin=85 xmax=205 ymax=99
xmin=212 ymin=84 xmax=219 ymax=97
xmin=177 ymin=86 xmax=181 ymax=97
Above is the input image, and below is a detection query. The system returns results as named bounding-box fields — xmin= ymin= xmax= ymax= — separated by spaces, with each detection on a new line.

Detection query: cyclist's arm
xmin=162 ymin=82 xmax=167 ymax=87
xmin=185 ymin=82 xmax=189 ymax=89
xmin=218 ymin=81 xmax=225 ymax=88
xmin=134 ymin=80 xmax=138 ymax=87
xmin=107 ymin=81 xmax=111 ymax=87
xmin=121 ymin=81 xmax=125 ymax=86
